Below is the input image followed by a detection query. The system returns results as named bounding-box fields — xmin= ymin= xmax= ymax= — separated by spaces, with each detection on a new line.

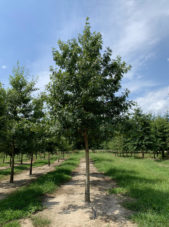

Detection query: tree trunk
xmin=3 ymin=154 xmax=5 ymax=164
xmin=44 ymin=152 xmax=46 ymax=159
xmin=62 ymin=151 xmax=64 ymax=159
xmin=36 ymin=152 xmax=37 ymax=160
xmin=153 ymin=152 xmax=156 ymax=159
xmin=29 ymin=154 xmax=33 ymax=175
xmin=10 ymin=156 xmax=12 ymax=167
xmin=48 ymin=152 xmax=50 ymax=166
xmin=20 ymin=153 xmax=23 ymax=164
xmin=84 ymin=130 xmax=90 ymax=203
xmin=162 ymin=150 xmax=165 ymax=159
xmin=142 ymin=151 xmax=144 ymax=158
xmin=10 ymin=150 xmax=15 ymax=183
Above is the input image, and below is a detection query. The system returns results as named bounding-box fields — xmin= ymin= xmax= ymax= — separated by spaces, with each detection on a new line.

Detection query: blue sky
xmin=0 ymin=0 xmax=169 ymax=114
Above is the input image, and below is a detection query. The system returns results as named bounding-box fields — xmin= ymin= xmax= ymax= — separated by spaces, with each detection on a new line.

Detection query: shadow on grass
xmin=91 ymin=157 xmax=114 ymax=163
xmin=0 ymin=159 xmax=59 ymax=181
xmin=105 ymin=168 xmax=163 ymax=185
xmin=0 ymin=165 xmax=29 ymax=178
xmin=92 ymin=156 xmax=169 ymax=226
xmin=0 ymin=155 xmax=80 ymax=225
xmin=58 ymin=167 xmax=132 ymax=225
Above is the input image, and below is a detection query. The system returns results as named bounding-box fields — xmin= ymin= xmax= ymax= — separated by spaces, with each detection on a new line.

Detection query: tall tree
xmin=7 ymin=62 xmax=36 ymax=182
xmin=152 ymin=116 xmax=169 ymax=159
xmin=131 ymin=108 xmax=153 ymax=158
xmin=48 ymin=19 xmax=132 ymax=202
xmin=0 ymin=83 xmax=7 ymax=156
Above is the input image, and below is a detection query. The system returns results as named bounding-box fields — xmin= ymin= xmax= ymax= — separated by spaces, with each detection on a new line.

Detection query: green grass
xmin=0 ymin=155 xmax=59 ymax=181
xmin=91 ymin=152 xmax=169 ymax=227
xmin=0 ymin=153 xmax=81 ymax=226
xmin=0 ymin=154 xmax=29 ymax=168
xmin=3 ymin=221 xmax=20 ymax=227
xmin=31 ymin=216 xmax=51 ymax=227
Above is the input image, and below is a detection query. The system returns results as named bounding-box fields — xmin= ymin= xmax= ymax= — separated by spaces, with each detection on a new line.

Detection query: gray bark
xmin=48 ymin=152 xmax=50 ymax=166
xmin=10 ymin=147 xmax=15 ymax=183
xmin=84 ymin=130 xmax=90 ymax=203
xmin=29 ymin=154 xmax=33 ymax=175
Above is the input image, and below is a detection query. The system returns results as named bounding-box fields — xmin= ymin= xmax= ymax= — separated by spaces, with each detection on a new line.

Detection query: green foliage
xmin=92 ymin=152 xmax=169 ymax=226
xmin=0 ymin=83 xmax=7 ymax=152
xmin=130 ymin=108 xmax=153 ymax=152
xmin=151 ymin=117 xmax=169 ymax=155
xmin=4 ymin=62 xmax=38 ymax=156
xmin=103 ymin=108 xmax=169 ymax=158
xmin=47 ymin=18 xmax=132 ymax=147
xmin=7 ymin=62 xmax=36 ymax=121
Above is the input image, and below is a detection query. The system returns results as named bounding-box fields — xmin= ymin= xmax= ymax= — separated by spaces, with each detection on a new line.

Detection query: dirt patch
xmin=0 ymin=162 xmax=30 ymax=171
xmin=21 ymin=159 xmax=136 ymax=227
xmin=0 ymin=160 xmax=64 ymax=201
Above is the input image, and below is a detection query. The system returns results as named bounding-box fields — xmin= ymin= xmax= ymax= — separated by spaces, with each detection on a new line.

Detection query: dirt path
xmin=21 ymin=159 xmax=136 ymax=227
xmin=0 ymin=162 xmax=30 ymax=170
xmin=0 ymin=160 xmax=64 ymax=201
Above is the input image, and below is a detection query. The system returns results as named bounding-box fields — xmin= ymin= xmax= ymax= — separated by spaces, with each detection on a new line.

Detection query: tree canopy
xmin=47 ymin=18 xmax=132 ymax=202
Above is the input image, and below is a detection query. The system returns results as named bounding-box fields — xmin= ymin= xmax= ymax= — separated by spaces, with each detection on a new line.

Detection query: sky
xmin=0 ymin=0 xmax=169 ymax=114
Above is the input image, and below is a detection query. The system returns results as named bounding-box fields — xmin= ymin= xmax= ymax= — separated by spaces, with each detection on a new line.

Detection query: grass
xmin=0 ymin=155 xmax=59 ymax=181
xmin=0 ymin=154 xmax=29 ymax=168
xmin=0 ymin=153 xmax=81 ymax=226
xmin=3 ymin=221 xmax=20 ymax=227
xmin=91 ymin=152 xmax=169 ymax=227
xmin=31 ymin=216 xmax=51 ymax=227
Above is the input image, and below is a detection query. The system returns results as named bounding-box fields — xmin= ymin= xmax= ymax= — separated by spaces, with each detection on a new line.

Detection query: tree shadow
xmin=0 ymin=158 xmax=79 ymax=225
xmin=91 ymin=158 xmax=169 ymax=225
xmin=57 ymin=168 xmax=134 ymax=225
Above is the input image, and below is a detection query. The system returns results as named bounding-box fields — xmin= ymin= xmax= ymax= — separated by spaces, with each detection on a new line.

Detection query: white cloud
xmin=36 ymin=71 xmax=50 ymax=91
xmin=95 ymin=0 xmax=169 ymax=80
xmin=1 ymin=65 xmax=7 ymax=69
xmin=135 ymin=86 xmax=169 ymax=114
xmin=123 ymin=79 xmax=157 ymax=93
xmin=26 ymin=0 xmax=169 ymax=114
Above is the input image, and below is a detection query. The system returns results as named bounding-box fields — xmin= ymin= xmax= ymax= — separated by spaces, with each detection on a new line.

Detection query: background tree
xmin=6 ymin=62 xmax=36 ymax=182
xmin=0 ymin=83 xmax=8 ymax=161
xmin=130 ymin=108 xmax=153 ymax=158
xmin=47 ymin=18 xmax=132 ymax=202
xmin=151 ymin=116 xmax=169 ymax=159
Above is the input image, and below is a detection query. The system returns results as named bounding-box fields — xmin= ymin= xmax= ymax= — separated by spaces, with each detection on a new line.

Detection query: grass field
xmin=0 ymin=153 xmax=81 ymax=226
xmin=91 ymin=152 xmax=169 ymax=227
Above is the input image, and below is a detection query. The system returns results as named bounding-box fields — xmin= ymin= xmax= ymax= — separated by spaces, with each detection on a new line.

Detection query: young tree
xmin=151 ymin=116 xmax=169 ymax=159
xmin=0 ymin=83 xmax=8 ymax=158
xmin=48 ymin=19 xmax=132 ymax=202
xmin=7 ymin=62 xmax=36 ymax=182
xmin=126 ymin=108 xmax=153 ymax=158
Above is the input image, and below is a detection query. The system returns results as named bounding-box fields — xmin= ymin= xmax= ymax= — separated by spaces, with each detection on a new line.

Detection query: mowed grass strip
xmin=31 ymin=216 xmax=51 ymax=227
xmin=3 ymin=221 xmax=20 ymax=227
xmin=0 ymin=153 xmax=81 ymax=226
xmin=0 ymin=155 xmax=59 ymax=181
xmin=91 ymin=152 xmax=169 ymax=227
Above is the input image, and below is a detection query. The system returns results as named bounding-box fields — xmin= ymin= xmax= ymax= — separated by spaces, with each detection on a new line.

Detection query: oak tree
xmin=48 ymin=19 xmax=131 ymax=202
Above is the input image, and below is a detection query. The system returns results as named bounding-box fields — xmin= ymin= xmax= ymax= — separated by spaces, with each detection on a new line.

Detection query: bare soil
xmin=21 ymin=159 xmax=136 ymax=227
xmin=0 ymin=160 xmax=64 ymax=201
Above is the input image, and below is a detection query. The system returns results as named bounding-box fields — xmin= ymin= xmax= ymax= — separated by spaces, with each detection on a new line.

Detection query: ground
xmin=20 ymin=159 xmax=136 ymax=227
xmin=0 ymin=159 xmax=64 ymax=201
